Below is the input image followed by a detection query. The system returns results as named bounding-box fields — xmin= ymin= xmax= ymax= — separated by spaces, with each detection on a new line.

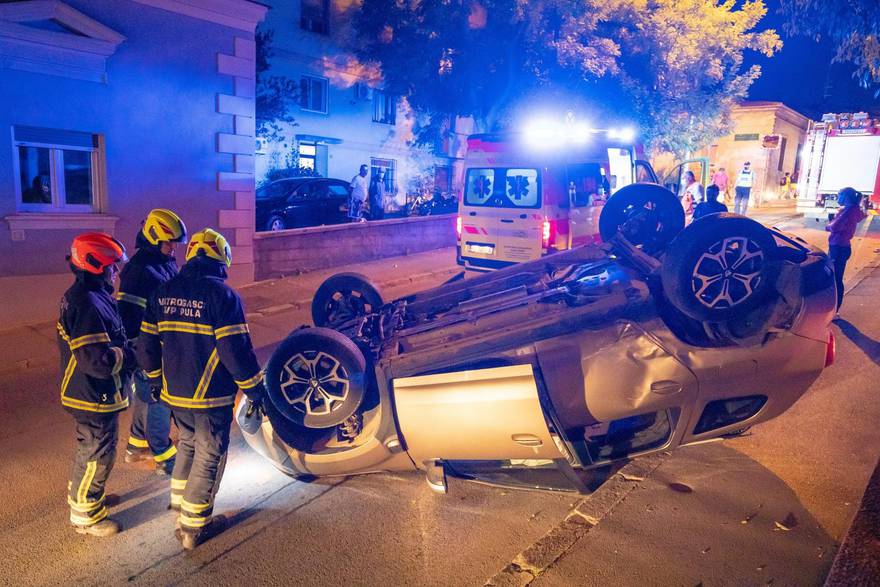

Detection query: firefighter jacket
xmin=115 ymin=235 xmax=178 ymax=339
xmin=57 ymin=272 xmax=134 ymax=414
xmin=137 ymin=256 xmax=263 ymax=411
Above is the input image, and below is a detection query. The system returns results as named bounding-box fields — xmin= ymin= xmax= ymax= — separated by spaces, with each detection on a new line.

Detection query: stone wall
xmin=253 ymin=215 xmax=456 ymax=280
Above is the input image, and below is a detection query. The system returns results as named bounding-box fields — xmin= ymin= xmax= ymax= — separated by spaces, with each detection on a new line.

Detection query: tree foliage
xmin=255 ymin=30 xmax=299 ymax=143
xmin=782 ymin=0 xmax=880 ymax=90
xmin=352 ymin=0 xmax=780 ymax=155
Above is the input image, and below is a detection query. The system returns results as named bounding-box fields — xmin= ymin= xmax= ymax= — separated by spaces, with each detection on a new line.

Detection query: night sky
xmin=744 ymin=0 xmax=880 ymax=118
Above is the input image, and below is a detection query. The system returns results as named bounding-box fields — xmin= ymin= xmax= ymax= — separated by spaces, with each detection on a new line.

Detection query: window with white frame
xmin=299 ymin=76 xmax=328 ymax=113
xmin=372 ymin=91 xmax=397 ymax=125
xmin=299 ymin=141 xmax=317 ymax=170
xmin=13 ymin=126 xmax=101 ymax=212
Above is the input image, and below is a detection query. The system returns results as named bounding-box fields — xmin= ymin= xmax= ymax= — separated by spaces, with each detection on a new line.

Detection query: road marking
xmin=485 ymin=453 xmax=666 ymax=586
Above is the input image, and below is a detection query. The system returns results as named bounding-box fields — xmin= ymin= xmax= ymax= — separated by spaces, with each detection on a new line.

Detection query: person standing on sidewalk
xmin=826 ymin=187 xmax=868 ymax=316
xmin=369 ymin=170 xmax=387 ymax=220
xmin=711 ymin=167 xmax=730 ymax=204
xmin=137 ymin=228 xmax=265 ymax=550
xmin=734 ymin=162 xmax=754 ymax=215
xmin=58 ymin=233 xmax=134 ymax=536
xmin=349 ymin=164 xmax=369 ymax=222
xmin=117 ymin=209 xmax=187 ymax=475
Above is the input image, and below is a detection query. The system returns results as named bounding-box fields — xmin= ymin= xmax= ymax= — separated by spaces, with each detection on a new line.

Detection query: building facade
xmin=700 ymin=101 xmax=810 ymax=204
xmin=256 ymin=0 xmax=461 ymax=211
xmin=0 ymin=0 xmax=266 ymax=327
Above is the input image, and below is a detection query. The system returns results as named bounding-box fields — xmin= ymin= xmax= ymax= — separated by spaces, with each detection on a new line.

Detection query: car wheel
xmin=268 ymin=216 xmax=286 ymax=231
xmin=264 ymin=327 xmax=367 ymax=429
xmin=598 ymin=183 xmax=685 ymax=253
xmin=311 ymin=272 xmax=384 ymax=327
xmin=661 ymin=213 xmax=778 ymax=322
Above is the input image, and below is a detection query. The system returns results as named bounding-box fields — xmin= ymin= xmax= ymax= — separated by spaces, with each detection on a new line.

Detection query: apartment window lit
xmin=300 ymin=0 xmax=329 ymax=35
xmin=372 ymin=91 xmax=397 ymax=125
xmin=299 ymin=142 xmax=317 ymax=170
xmin=13 ymin=125 xmax=100 ymax=212
xmin=300 ymin=76 xmax=328 ymax=113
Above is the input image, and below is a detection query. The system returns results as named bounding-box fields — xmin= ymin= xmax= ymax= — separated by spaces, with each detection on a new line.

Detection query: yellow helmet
xmin=185 ymin=228 xmax=231 ymax=267
xmin=142 ymin=209 xmax=187 ymax=245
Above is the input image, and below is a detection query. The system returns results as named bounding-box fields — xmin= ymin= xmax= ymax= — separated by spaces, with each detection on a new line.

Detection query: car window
xmin=310 ymin=182 xmax=329 ymax=198
xmin=328 ymin=183 xmax=349 ymax=197
xmin=258 ymin=181 xmax=286 ymax=200
xmin=566 ymin=163 xmax=604 ymax=207
xmin=464 ymin=168 xmax=541 ymax=209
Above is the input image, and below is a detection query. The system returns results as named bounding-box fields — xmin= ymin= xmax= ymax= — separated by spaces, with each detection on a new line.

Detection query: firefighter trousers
xmin=169 ymin=407 xmax=232 ymax=532
xmin=68 ymin=412 xmax=118 ymax=527
xmin=128 ymin=372 xmax=177 ymax=463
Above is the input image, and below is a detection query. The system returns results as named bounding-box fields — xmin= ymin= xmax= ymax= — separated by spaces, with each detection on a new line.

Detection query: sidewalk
xmin=0 ymin=247 xmax=461 ymax=375
xmin=826 ymin=456 xmax=880 ymax=586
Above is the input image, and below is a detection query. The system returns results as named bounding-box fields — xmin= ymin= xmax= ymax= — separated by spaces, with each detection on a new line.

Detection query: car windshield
xmin=464 ymin=168 xmax=541 ymax=208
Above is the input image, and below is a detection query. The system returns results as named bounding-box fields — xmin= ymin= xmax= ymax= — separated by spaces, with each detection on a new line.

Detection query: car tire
xmin=311 ymin=272 xmax=384 ymax=327
xmin=268 ymin=216 xmax=286 ymax=231
xmin=661 ymin=213 xmax=778 ymax=322
xmin=264 ymin=327 xmax=367 ymax=429
xmin=598 ymin=183 xmax=685 ymax=253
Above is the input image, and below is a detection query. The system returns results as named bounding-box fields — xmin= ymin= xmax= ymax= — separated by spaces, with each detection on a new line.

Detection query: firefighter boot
xmin=74 ymin=518 xmax=121 ymax=537
xmin=155 ymin=456 xmax=176 ymax=477
xmin=176 ymin=515 xmax=227 ymax=550
xmin=124 ymin=445 xmax=150 ymax=463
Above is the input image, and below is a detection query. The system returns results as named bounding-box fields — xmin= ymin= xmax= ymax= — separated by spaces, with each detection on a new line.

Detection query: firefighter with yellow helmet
xmin=58 ymin=232 xmax=134 ymax=536
xmin=137 ymin=228 xmax=265 ymax=549
xmin=117 ymin=209 xmax=187 ymax=474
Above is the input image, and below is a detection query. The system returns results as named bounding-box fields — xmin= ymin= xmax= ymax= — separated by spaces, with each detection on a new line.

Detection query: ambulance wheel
xmin=311 ymin=273 xmax=384 ymax=327
xmin=661 ymin=214 xmax=778 ymax=322
xmin=265 ymin=327 xmax=367 ymax=429
xmin=598 ymin=183 xmax=685 ymax=253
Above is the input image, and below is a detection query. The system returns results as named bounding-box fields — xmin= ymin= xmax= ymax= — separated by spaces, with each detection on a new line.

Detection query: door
xmin=662 ymin=157 xmax=709 ymax=198
xmin=497 ymin=168 xmax=543 ymax=262
xmin=566 ymin=162 xmax=605 ymax=247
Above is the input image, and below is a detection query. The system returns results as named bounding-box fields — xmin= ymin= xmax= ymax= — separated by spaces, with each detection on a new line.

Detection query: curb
xmin=824 ymin=456 xmax=880 ymax=586
xmin=485 ymin=453 xmax=667 ymax=586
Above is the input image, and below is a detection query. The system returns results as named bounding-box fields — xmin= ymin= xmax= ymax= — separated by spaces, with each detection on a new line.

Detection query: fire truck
xmin=797 ymin=112 xmax=880 ymax=220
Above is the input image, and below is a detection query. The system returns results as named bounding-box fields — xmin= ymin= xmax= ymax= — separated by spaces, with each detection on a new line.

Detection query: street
xmin=1 ymin=211 xmax=878 ymax=586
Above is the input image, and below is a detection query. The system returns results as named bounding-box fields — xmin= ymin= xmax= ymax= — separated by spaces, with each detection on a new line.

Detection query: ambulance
xmin=456 ymin=127 xmax=657 ymax=271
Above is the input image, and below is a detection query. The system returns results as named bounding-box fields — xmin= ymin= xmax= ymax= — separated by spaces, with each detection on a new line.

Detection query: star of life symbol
xmin=507 ymin=175 xmax=530 ymax=200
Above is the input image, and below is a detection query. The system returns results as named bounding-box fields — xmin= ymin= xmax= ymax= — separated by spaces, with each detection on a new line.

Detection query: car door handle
xmin=500 ymin=219 xmax=514 ymax=223
xmin=519 ymin=214 xmax=528 ymax=219
xmin=469 ymin=212 xmax=477 ymax=216
xmin=511 ymin=434 xmax=544 ymax=447
xmin=650 ymin=380 xmax=682 ymax=395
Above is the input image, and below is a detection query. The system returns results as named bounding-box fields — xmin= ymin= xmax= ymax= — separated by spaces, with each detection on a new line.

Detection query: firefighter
xmin=59 ymin=233 xmax=134 ymax=536
xmin=137 ymin=228 xmax=265 ymax=549
xmin=117 ymin=209 xmax=187 ymax=474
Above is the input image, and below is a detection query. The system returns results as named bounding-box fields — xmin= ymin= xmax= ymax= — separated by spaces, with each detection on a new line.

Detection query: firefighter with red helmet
xmin=117 ymin=209 xmax=187 ymax=474
xmin=58 ymin=232 xmax=135 ymax=536
xmin=137 ymin=228 xmax=265 ymax=549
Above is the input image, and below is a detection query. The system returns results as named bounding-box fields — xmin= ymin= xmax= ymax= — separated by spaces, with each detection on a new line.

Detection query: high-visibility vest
xmin=736 ymin=169 xmax=754 ymax=188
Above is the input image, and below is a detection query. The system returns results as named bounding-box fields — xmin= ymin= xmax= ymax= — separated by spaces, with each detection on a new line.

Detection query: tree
xmin=255 ymin=30 xmax=298 ymax=144
xmin=782 ymin=0 xmax=880 ymax=90
xmin=352 ymin=0 xmax=780 ymax=156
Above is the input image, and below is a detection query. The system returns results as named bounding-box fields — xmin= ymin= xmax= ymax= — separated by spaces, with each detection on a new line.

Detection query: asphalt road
xmin=1 ymin=211 xmax=878 ymax=586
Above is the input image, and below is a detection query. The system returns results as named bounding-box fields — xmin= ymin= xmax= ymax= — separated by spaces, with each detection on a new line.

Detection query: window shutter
xmin=14 ymin=126 xmax=95 ymax=148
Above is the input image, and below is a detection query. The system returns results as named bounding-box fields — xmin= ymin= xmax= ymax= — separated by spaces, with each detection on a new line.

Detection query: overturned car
xmin=237 ymin=184 xmax=836 ymax=493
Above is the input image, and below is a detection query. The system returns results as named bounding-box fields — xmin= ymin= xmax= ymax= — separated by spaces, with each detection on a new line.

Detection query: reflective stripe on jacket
xmin=136 ymin=257 xmax=262 ymax=411
xmin=735 ymin=169 xmax=754 ymax=188
xmin=57 ymin=276 xmax=131 ymax=414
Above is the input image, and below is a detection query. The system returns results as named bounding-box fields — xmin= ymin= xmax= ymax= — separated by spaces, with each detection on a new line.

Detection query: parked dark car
xmin=255 ymin=177 xmax=351 ymax=231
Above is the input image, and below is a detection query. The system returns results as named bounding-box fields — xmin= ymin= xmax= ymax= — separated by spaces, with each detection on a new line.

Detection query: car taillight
xmin=456 ymin=216 xmax=462 ymax=240
xmin=542 ymin=219 xmax=553 ymax=249
xmin=825 ymin=330 xmax=836 ymax=368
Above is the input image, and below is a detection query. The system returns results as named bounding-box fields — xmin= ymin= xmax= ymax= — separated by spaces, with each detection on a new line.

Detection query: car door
xmin=566 ymin=162 xmax=605 ymax=247
xmin=662 ymin=157 xmax=709 ymax=198
xmin=325 ymin=181 xmax=351 ymax=224
xmin=286 ymin=182 xmax=318 ymax=228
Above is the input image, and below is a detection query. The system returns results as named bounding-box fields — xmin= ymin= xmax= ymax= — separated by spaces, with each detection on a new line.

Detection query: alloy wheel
xmin=280 ymin=351 xmax=350 ymax=417
xmin=691 ymin=236 xmax=764 ymax=309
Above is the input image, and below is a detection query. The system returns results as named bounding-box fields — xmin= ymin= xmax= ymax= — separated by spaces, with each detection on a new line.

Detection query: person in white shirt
xmin=349 ymin=164 xmax=369 ymax=221
xmin=681 ymin=170 xmax=703 ymax=224
xmin=734 ymin=162 xmax=754 ymax=215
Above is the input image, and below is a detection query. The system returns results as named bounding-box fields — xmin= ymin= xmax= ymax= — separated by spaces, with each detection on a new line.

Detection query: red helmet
xmin=69 ymin=232 xmax=128 ymax=274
